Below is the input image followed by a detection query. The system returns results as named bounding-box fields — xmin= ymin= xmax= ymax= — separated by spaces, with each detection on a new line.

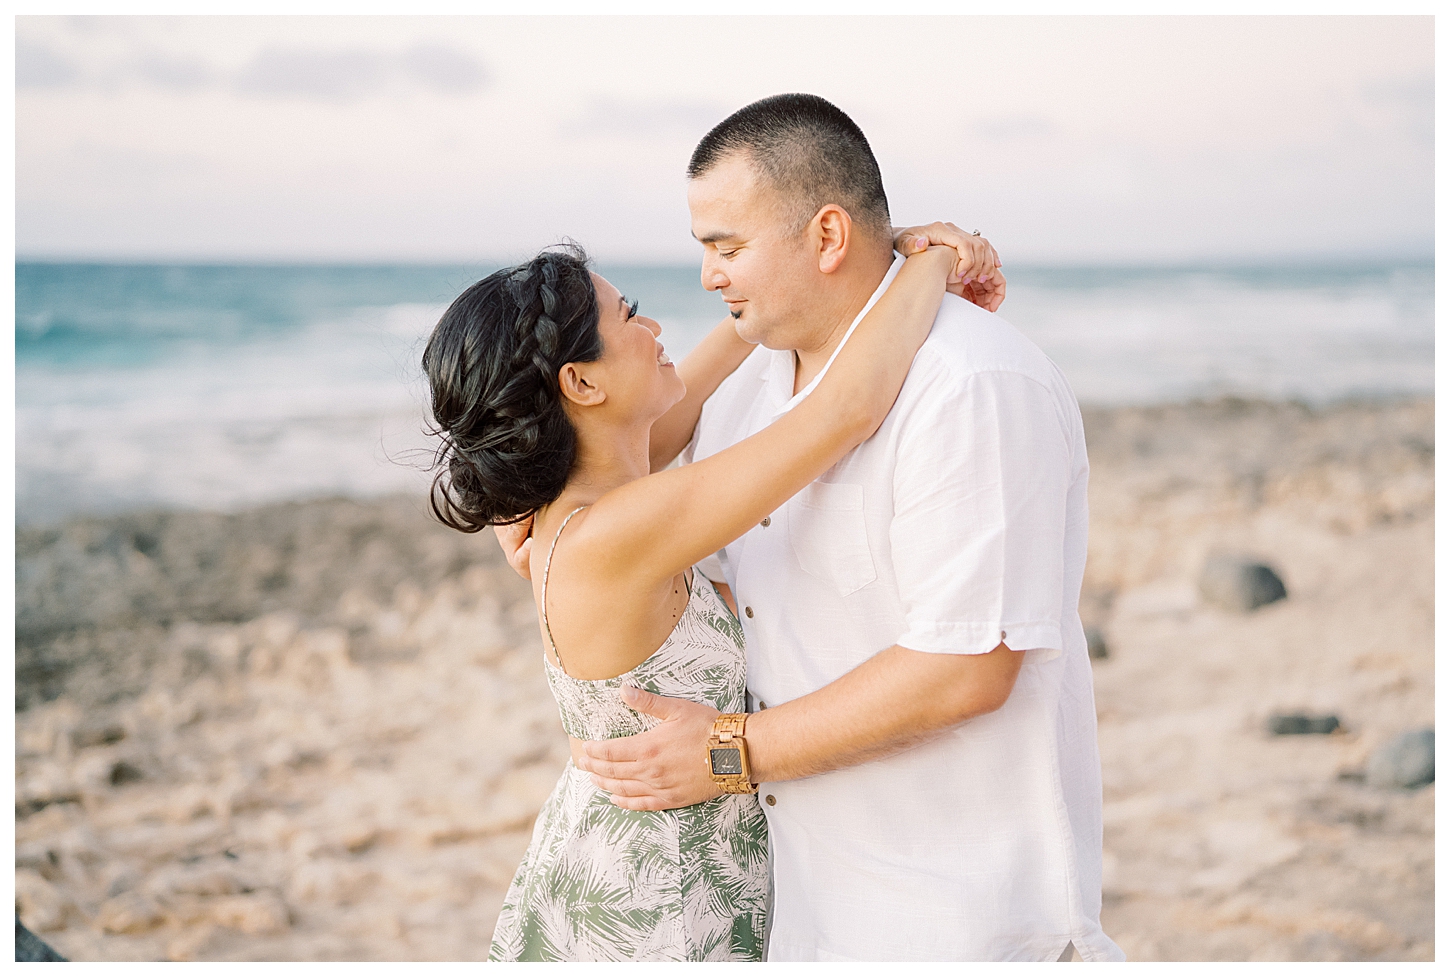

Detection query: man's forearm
xmin=576 ymin=640 xmax=1024 ymax=810
xmin=746 ymin=642 xmax=1023 ymax=783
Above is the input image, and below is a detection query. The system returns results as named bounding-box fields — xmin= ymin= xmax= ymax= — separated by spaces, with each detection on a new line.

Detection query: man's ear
xmin=558 ymin=361 xmax=606 ymax=408
xmin=811 ymin=204 xmax=853 ymax=275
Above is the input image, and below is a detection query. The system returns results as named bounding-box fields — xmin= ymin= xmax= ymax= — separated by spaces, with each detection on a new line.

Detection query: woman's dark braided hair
xmin=423 ymin=244 xmax=602 ymax=532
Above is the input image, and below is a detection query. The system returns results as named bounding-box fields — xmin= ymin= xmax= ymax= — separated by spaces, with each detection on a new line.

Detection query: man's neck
xmin=792 ymin=249 xmax=895 ymax=396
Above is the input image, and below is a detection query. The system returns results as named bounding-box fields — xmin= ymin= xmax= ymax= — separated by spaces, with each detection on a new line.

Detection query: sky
xmin=14 ymin=14 xmax=1435 ymax=265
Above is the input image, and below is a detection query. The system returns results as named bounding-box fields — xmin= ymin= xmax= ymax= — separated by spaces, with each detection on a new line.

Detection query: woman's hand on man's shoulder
xmin=893 ymin=221 xmax=1006 ymax=312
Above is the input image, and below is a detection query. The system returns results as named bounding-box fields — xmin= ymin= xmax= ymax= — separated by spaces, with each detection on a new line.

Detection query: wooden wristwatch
xmin=707 ymin=714 xmax=757 ymax=794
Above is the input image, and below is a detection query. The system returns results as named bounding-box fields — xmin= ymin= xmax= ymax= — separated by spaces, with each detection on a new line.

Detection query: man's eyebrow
xmin=692 ymin=229 xmax=738 ymax=245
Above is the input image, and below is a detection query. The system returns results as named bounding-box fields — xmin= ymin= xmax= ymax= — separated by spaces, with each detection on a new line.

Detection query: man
xmin=508 ymin=93 xmax=1121 ymax=962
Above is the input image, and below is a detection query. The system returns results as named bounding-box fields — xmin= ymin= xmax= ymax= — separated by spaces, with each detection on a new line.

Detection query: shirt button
xmin=765 ymin=794 xmax=776 ymax=806
xmin=744 ymin=606 xmax=754 ymax=618
xmin=760 ymin=516 xmax=771 ymax=527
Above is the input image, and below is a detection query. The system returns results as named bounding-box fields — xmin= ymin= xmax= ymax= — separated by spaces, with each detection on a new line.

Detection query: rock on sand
xmin=1366 ymin=729 xmax=1434 ymax=790
xmin=1198 ymin=555 xmax=1287 ymax=612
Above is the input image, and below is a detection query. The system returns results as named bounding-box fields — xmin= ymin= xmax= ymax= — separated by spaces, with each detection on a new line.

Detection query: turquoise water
xmin=15 ymin=261 xmax=1434 ymax=525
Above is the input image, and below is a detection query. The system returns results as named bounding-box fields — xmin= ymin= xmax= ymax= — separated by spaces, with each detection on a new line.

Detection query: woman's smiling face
xmin=588 ymin=273 xmax=686 ymax=422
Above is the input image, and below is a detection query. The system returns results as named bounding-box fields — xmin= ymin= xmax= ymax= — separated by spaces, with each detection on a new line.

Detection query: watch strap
xmin=709 ymin=713 xmax=756 ymax=794
xmin=712 ymin=713 xmax=749 ymax=742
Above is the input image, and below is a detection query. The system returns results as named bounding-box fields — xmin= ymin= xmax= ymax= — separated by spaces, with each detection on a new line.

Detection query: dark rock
xmin=1268 ymin=713 xmax=1340 ymax=735
xmin=1199 ymin=555 xmax=1287 ymax=612
xmin=1084 ymin=626 xmax=1109 ymax=660
xmin=1367 ymin=728 xmax=1434 ymax=790
xmin=71 ymin=718 xmax=126 ymax=749
xmin=108 ymin=761 xmax=145 ymax=786
xmin=15 ymin=916 xmax=66 ymax=961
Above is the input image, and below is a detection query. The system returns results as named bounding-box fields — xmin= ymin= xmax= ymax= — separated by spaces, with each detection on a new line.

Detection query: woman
xmin=422 ymin=227 xmax=997 ymax=961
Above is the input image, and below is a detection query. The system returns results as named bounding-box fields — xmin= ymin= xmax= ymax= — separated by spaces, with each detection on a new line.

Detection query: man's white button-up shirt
xmin=685 ymin=256 xmax=1124 ymax=962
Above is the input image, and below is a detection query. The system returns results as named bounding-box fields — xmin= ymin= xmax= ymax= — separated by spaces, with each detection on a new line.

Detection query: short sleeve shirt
xmin=684 ymin=256 xmax=1123 ymax=962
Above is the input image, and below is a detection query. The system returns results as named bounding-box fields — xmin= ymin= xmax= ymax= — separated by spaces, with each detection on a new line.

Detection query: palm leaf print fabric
xmin=488 ymin=569 xmax=769 ymax=962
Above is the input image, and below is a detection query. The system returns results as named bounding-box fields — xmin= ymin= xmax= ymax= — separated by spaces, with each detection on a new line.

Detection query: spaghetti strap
xmin=540 ymin=505 xmax=589 ymax=673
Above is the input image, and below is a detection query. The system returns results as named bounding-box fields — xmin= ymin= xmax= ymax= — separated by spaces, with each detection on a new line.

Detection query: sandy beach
xmin=14 ymin=397 xmax=1433 ymax=962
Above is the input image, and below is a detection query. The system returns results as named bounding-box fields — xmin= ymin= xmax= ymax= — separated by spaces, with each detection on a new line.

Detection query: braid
xmin=422 ymin=244 xmax=602 ymax=532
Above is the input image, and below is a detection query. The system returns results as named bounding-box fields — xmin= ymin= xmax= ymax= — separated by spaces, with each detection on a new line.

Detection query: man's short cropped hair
xmin=688 ymin=93 xmax=892 ymax=241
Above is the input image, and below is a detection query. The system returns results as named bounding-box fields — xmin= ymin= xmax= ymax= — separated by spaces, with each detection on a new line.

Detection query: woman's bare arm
xmin=647 ymin=316 xmax=755 ymax=472
xmin=492 ymin=226 xmax=1004 ymax=581
xmin=574 ymin=245 xmax=959 ymax=588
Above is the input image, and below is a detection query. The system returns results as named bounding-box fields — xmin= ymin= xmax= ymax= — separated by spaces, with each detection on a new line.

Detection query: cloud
xmin=1361 ymin=73 xmax=1432 ymax=107
xmin=133 ymin=50 xmax=217 ymax=92
xmin=235 ymin=47 xmax=394 ymax=102
xmin=16 ymin=40 xmax=80 ymax=88
xmin=16 ymin=37 xmax=489 ymax=103
xmin=231 ymin=44 xmax=490 ymax=103
xmin=399 ymin=44 xmax=488 ymax=95
xmin=1356 ymin=73 xmax=1433 ymax=144
xmin=569 ymin=98 xmax=731 ymax=139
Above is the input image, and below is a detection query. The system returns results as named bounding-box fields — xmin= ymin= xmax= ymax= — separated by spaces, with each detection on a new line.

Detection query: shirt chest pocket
xmin=787 ymin=481 xmax=877 ymax=597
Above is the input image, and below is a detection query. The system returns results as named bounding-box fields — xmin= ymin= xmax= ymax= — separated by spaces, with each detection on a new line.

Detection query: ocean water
xmin=15 ymin=261 xmax=1433 ymax=526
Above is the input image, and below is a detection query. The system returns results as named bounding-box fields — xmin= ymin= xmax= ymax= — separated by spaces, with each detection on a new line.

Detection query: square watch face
xmin=710 ymin=747 xmax=743 ymax=777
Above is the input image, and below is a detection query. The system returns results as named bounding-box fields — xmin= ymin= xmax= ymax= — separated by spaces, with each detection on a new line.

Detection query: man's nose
xmin=701 ymin=256 xmax=727 ymax=293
